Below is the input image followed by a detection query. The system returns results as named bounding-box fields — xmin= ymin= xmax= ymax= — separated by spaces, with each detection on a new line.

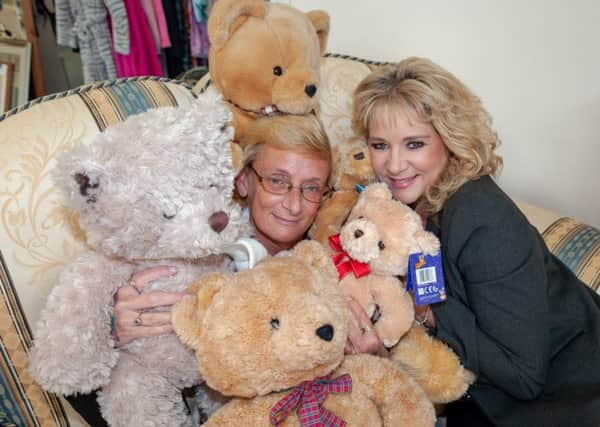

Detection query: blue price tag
xmin=406 ymin=252 xmax=446 ymax=306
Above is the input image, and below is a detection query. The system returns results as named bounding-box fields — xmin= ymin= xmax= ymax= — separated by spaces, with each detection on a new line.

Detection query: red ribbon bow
xmin=328 ymin=234 xmax=371 ymax=280
xmin=270 ymin=374 xmax=352 ymax=427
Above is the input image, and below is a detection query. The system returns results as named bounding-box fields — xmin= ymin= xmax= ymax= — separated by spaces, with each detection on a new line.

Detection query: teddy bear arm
xmin=232 ymin=110 xmax=254 ymax=143
xmin=366 ymin=276 xmax=415 ymax=348
xmin=416 ymin=229 xmax=442 ymax=255
xmin=29 ymin=251 xmax=132 ymax=394
xmin=390 ymin=323 xmax=476 ymax=404
xmin=339 ymin=275 xmax=374 ymax=313
xmin=309 ymin=190 xmax=359 ymax=244
xmin=171 ymin=294 xmax=201 ymax=349
xmin=338 ymin=355 xmax=436 ymax=427
xmin=172 ymin=272 xmax=227 ymax=349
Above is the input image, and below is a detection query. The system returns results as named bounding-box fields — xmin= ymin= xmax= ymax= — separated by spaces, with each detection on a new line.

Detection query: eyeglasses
xmin=248 ymin=164 xmax=331 ymax=204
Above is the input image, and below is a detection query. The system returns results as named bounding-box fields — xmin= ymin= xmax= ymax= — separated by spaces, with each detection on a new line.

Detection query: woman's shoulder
xmin=445 ymin=176 xmax=517 ymax=218
xmin=439 ymin=176 xmax=538 ymax=266
xmin=440 ymin=176 xmax=530 ymax=240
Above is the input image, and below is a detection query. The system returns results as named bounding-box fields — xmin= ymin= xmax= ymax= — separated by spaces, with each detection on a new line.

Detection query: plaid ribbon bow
xmin=328 ymin=234 xmax=371 ymax=280
xmin=270 ymin=373 xmax=352 ymax=427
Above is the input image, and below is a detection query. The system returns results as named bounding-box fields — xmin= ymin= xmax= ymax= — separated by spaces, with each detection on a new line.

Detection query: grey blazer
xmin=428 ymin=176 xmax=600 ymax=426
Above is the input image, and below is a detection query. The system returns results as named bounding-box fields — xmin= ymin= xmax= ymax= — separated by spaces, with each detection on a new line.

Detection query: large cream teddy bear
xmin=335 ymin=183 xmax=475 ymax=404
xmin=28 ymin=93 xmax=252 ymax=427
xmin=205 ymin=0 xmax=329 ymax=165
xmin=172 ymin=240 xmax=436 ymax=426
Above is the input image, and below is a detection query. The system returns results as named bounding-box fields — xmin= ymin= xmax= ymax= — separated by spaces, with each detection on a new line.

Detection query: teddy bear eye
xmin=163 ymin=213 xmax=176 ymax=220
xmin=270 ymin=318 xmax=280 ymax=330
xmin=378 ymin=241 xmax=385 ymax=250
xmin=273 ymin=66 xmax=283 ymax=76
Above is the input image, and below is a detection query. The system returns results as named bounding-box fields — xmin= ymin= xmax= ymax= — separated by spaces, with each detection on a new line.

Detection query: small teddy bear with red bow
xmin=331 ymin=183 xmax=475 ymax=404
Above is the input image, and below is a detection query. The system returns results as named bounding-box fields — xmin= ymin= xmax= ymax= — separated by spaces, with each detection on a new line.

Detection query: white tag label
xmin=416 ymin=266 xmax=436 ymax=285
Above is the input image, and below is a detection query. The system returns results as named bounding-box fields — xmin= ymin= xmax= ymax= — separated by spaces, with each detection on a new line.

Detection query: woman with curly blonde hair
xmin=351 ymin=57 xmax=600 ymax=426
xmin=353 ymin=56 xmax=502 ymax=218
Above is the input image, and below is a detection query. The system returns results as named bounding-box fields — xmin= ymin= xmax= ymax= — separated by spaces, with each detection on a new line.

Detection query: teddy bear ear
xmin=53 ymin=145 xmax=103 ymax=206
xmin=230 ymin=141 xmax=244 ymax=173
xmin=293 ymin=241 xmax=334 ymax=276
xmin=208 ymin=0 xmax=266 ymax=51
xmin=362 ymin=182 xmax=393 ymax=200
xmin=306 ymin=10 xmax=330 ymax=55
xmin=171 ymin=273 xmax=227 ymax=349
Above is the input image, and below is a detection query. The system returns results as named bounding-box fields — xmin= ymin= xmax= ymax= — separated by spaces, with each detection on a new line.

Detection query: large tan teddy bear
xmin=172 ymin=241 xmax=436 ymax=426
xmin=335 ymin=183 xmax=475 ymax=404
xmin=207 ymin=0 xmax=329 ymax=149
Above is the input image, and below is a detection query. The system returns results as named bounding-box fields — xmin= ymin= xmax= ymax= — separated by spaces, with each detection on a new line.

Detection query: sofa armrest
xmin=516 ymin=199 xmax=600 ymax=293
xmin=0 ymin=77 xmax=195 ymax=426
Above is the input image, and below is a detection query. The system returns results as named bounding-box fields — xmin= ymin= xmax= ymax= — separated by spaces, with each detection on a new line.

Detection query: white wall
xmin=284 ymin=0 xmax=600 ymax=228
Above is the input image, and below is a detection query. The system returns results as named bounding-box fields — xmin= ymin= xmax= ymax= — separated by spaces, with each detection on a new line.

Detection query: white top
xmin=221 ymin=237 xmax=269 ymax=272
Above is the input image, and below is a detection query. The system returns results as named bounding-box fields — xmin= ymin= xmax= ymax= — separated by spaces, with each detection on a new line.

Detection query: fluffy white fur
xmin=29 ymin=92 xmax=252 ymax=427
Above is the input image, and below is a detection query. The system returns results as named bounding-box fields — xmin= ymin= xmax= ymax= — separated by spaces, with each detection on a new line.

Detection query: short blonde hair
xmin=240 ymin=114 xmax=332 ymax=172
xmin=353 ymin=57 xmax=502 ymax=217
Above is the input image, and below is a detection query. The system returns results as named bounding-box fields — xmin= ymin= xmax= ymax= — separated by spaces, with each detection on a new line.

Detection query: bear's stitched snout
xmin=304 ymin=84 xmax=317 ymax=98
xmin=209 ymin=211 xmax=229 ymax=233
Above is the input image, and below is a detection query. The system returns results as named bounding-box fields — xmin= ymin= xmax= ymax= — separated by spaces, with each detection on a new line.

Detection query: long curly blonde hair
xmin=353 ymin=57 xmax=502 ymax=217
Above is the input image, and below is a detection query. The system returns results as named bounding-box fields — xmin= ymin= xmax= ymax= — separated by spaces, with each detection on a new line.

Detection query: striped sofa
xmin=0 ymin=56 xmax=598 ymax=426
xmin=0 ymin=77 xmax=195 ymax=427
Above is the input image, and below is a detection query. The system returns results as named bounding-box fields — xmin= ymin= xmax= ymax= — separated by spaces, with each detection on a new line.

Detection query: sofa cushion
xmin=1 ymin=252 xmax=70 ymax=426
xmin=0 ymin=77 xmax=196 ymax=426
xmin=542 ymin=217 xmax=600 ymax=293
xmin=77 ymin=79 xmax=184 ymax=131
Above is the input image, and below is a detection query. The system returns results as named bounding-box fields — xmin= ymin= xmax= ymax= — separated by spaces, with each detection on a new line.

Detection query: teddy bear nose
xmin=209 ymin=211 xmax=229 ymax=233
xmin=316 ymin=324 xmax=334 ymax=341
xmin=354 ymin=229 xmax=364 ymax=238
xmin=304 ymin=84 xmax=317 ymax=98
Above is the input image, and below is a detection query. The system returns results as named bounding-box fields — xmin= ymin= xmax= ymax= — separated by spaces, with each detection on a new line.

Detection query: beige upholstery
xmin=1 ymin=81 xmax=194 ymax=327
xmin=514 ymin=199 xmax=563 ymax=235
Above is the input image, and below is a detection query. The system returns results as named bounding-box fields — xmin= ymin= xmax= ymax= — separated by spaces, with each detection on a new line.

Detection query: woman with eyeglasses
xmin=234 ymin=114 xmax=332 ymax=255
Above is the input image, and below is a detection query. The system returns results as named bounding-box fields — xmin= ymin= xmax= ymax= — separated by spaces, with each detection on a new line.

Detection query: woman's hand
xmin=113 ymin=266 xmax=183 ymax=346
xmin=414 ymin=302 xmax=437 ymax=329
xmin=344 ymin=297 xmax=389 ymax=357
